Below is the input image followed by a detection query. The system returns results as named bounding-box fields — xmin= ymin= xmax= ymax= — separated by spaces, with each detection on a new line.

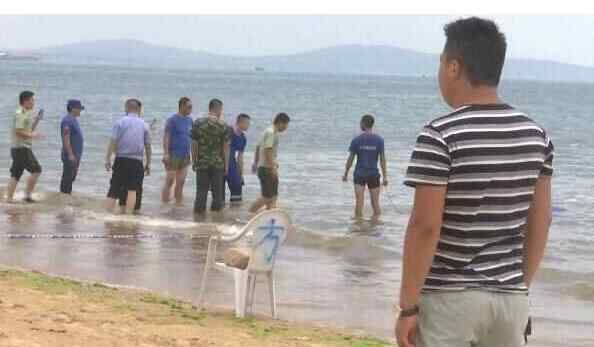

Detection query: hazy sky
xmin=1 ymin=15 xmax=593 ymax=67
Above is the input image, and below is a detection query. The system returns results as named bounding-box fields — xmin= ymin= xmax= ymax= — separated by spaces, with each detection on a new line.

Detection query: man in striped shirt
xmin=395 ymin=17 xmax=554 ymax=347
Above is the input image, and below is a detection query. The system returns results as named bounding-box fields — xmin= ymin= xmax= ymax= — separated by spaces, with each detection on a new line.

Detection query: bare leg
xmin=105 ymin=197 xmax=117 ymax=212
xmin=265 ymin=197 xmax=278 ymax=210
xmin=5 ymin=178 xmax=18 ymax=201
xmin=174 ymin=167 xmax=188 ymax=205
xmin=370 ymin=187 xmax=381 ymax=221
xmin=125 ymin=190 xmax=137 ymax=214
xmin=25 ymin=172 xmax=40 ymax=198
xmin=354 ymin=184 xmax=365 ymax=219
xmin=161 ymin=171 xmax=176 ymax=203
xmin=249 ymin=197 xmax=271 ymax=213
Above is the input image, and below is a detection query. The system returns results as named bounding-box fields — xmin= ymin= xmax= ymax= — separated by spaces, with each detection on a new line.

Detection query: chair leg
xmin=266 ymin=272 xmax=277 ymax=319
xmin=244 ymin=274 xmax=253 ymax=317
xmin=234 ymin=269 xmax=249 ymax=318
xmin=248 ymin=274 xmax=257 ymax=314
xmin=198 ymin=238 xmax=216 ymax=309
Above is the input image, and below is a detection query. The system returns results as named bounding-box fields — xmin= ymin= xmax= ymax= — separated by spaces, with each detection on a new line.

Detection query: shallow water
xmin=0 ymin=62 xmax=593 ymax=345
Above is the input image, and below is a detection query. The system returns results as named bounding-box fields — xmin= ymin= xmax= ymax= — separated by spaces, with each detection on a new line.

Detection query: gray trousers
xmin=416 ymin=291 xmax=529 ymax=347
xmin=194 ymin=167 xmax=225 ymax=213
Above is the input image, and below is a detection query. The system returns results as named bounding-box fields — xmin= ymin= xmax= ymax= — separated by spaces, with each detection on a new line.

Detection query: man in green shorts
xmin=6 ymin=91 xmax=45 ymax=203
xmin=249 ymin=112 xmax=290 ymax=213
xmin=161 ymin=97 xmax=193 ymax=204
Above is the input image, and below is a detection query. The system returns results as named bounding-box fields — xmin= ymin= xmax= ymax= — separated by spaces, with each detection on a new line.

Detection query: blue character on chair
xmin=255 ymin=219 xmax=284 ymax=263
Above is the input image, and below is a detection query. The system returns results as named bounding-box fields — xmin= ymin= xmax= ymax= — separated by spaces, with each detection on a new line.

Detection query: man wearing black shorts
xmin=343 ymin=114 xmax=388 ymax=221
xmin=249 ymin=113 xmax=290 ymax=213
xmin=6 ymin=91 xmax=45 ymax=203
xmin=104 ymin=99 xmax=152 ymax=214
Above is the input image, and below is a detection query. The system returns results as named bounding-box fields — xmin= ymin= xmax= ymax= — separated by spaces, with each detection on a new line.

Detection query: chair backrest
xmin=246 ymin=209 xmax=291 ymax=272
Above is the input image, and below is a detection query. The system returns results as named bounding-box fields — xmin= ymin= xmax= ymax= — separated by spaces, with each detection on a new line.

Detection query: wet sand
xmin=0 ymin=266 xmax=391 ymax=347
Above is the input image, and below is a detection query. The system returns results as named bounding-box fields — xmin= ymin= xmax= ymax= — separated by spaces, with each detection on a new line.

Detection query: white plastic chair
xmin=198 ymin=209 xmax=292 ymax=319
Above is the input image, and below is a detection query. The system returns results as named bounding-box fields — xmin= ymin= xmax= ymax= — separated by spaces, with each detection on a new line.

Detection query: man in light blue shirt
xmin=104 ymin=99 xmax=152 ymax=214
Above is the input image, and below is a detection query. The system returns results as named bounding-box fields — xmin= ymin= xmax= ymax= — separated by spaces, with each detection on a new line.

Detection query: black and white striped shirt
xmin=404 ymin=104 xmax=554 ymax=293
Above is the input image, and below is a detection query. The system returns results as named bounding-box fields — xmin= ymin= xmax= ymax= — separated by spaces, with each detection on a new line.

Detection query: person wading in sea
xmin=59 ymin=99 xmax=85 ymax=195
xmin=191 ymin=98 xmax=230 ymax=215
xmin=342 ymin=114 xmax=388 ymax=221
xmin=249 ymin=112 xmax=290 ymax=213
xmin=105 ymin=98 xmax=152 ymax=214
xmin=225 ymin=113 xmax=251 ymax=205
xmin=161 ymin=97 xmax=193 ymax=204
xmin=395 ymin=17 xmax=554 ymax=347
xmin=6 ymin=91 xmax=45 ymax=203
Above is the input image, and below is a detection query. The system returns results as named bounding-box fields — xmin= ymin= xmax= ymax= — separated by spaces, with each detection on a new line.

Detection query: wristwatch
xmin=398 ymin=305 xmax=420 ymax=319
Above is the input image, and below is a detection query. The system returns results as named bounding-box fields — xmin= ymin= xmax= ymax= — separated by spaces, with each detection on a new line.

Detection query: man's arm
xmin=252 ymin=146 xmax=260 ymax=173
xmin=343 ymin=153 xmax=355 ymax=181
xmin=63 ymin=127 xmax=76 ymax=162
xmin=144 ymin=143 xmax=152 ymax=176
xmin=105 ymin=139 xmax=116 ymax=171
xmin=523 ymin=176 xmax=552 ymax=288
xmin=399 ymin=185 xmax=447 ymax=309
xmin=191 ymin=140 xmax=199 ymax=171
xmin=380 ymin=152 xmax=388 ymax=185
xmin=162 ymin=127 xmax=171 ymax=162
xmin=264 ymin=148 xmax=275 ymax=174
xmin=223 ymin=141 xmax=230 ymax=175
xmin=238 ymin=152 xmax=244 ymax=177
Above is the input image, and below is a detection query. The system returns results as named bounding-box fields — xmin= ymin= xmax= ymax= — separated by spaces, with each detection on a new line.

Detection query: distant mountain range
xmin=21 ymin=39 xmax=594 ymax=83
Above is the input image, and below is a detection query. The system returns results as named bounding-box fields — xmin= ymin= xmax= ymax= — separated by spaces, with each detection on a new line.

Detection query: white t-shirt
xmin=257 ymin=126 xmax=279 ymax=168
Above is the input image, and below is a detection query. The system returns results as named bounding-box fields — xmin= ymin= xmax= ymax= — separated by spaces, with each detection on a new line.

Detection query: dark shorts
xmin=107 ymin=157 xmax=144 ymax=201
xmin=10 ymin=147 xmax=42 ymax=180
xmin=257 ymin=167 xmax=279 ymax=199
xmin=165 ymin=155 xmax=190 ymax=171
xmin=354 ymin=175 xmax=380 ymax=189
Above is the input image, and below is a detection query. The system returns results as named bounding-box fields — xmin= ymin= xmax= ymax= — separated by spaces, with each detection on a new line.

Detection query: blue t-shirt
xmin=349 ymin=132 xmax=385 ymax=178
xmin=60 ymin=115 xmax=84 ymax=161
xmin=229 ymin=129 xmax=247 ymax=169
xmin=165 ymin=113 xmax=193 ymax=158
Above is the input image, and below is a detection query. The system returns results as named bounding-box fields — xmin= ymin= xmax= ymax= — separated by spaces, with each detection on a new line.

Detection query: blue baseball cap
xmin=67 ymin=99 xmax=85 ymax=110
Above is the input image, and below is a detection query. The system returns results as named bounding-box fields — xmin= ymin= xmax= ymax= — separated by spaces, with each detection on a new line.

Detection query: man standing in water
xmin=342 ymin=114 xmax=388 ymax=221
xmin=249 ymin=113 xmax=290 ymax=213
xmin=225 ymin=113 xmax=251 ymax=205
xmin=105 ymin=99 xmax=152 ymax=214
xmin=60 ymin=99 xmax=85 ymax=195
xmin=6 ymin=91 xmax=44 ymax=203
xmin=191 ymin=98 xmax=229 ymax=215
xmin=395 ymin=17 xmax=554 ymax=347
xmin=161 ymin=97 xmax=193 ymax=204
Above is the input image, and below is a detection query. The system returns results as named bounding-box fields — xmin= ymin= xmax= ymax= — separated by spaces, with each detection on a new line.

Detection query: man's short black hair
xmin=209 ymin=98 xmax=223 ymax=112
xmin=179 ymin=97 xmax=191 ymax=110
xmin=443 ymin=17 xmax=507 ymax=86
xmin=361 ymin=114 xmax=375 ymax=130
xmin=273 ymin=112 xmax=290 ymax=125
xmin=19 ymin=90 xmax=34 ymax=105
xmin=236 ymin=113 xmax=251 ymax=123
xmin=126 ymin=98 xmax=141 ymax=110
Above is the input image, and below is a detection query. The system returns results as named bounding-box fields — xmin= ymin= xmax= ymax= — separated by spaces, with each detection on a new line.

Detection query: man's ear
xmin=447 ymin=58 xmax=462 ymax=80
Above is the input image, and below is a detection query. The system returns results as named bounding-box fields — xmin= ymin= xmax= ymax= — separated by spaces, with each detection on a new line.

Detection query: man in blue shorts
xmin=161 ymin=97 xmax=193 ymax=204
xmin=343 ymin=114 xmax=388 ymax=221
xmin=225 ymin=113 xmax=250 ymax=205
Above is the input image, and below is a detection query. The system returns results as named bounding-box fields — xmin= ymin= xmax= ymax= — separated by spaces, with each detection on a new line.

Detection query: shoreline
xmin=0 ymin=265 xmax=392 ymax=347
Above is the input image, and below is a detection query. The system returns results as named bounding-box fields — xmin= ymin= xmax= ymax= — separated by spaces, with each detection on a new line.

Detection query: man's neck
xmin=451 ymin=86 xmax=502 ymax=109
xmin=126 ymin=112 xmax=139 ymax=117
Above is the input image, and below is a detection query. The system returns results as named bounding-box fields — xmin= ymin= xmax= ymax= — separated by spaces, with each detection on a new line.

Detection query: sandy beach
xmin=0 ymin=266 xmax=391 ymax=347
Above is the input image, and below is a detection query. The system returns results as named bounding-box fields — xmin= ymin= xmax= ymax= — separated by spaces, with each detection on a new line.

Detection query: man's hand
xmin=105 ymin=160 xmax=111 ymax=172
xmin=68 ymin=153 xmax=77 ymax=163
xmin=395 ymin=315 xmax=418 ymax=347
xmin=162 ymin=154 xmax=170 ymax=166
xmin=383 ymin=178 xmax=389 ymax=186
xmin=31 ymin=131 xmax=45 ymax=140
xmin=36 ymin=109 xmax=44 ymax=120
xmin=252 ymin=162 xmax=258 ymax=174
xmin=342 ymin=174 xmax=348 ymax=182
xmin=145 ymin=164 xmax=151 ymax=176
